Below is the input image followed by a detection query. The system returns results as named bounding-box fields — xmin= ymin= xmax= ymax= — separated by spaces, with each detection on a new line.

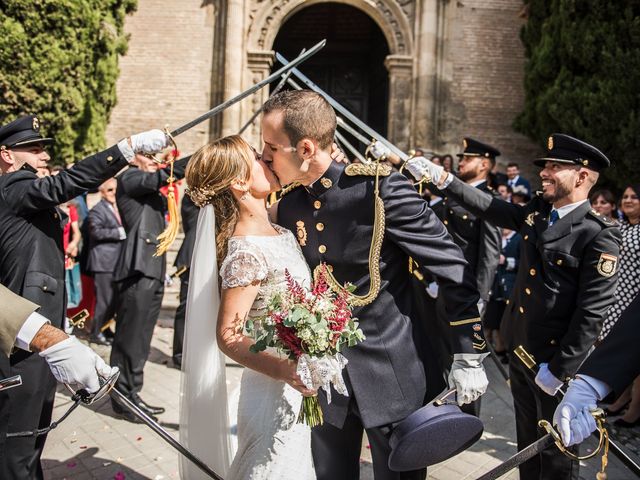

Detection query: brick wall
xmin=105 ymin=0 xmax=216 ymax=156
xmin=441 ymin=0 xmax=541 ymax=182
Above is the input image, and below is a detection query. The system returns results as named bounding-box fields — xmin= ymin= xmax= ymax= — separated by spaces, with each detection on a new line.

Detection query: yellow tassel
xmin=155 ymin=131 xmax=181 ymax=256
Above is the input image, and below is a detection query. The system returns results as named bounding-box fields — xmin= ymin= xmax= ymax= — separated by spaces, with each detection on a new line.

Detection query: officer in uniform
xmin=171 ymin=195 xmax=199 ymax=368
xmin=110 ymin=153 xmax=189 ymax=422
xmin=406 ymin=134 xmax=621 ymax=480
xmin=0 ymin=115 xmax=167 ymax=478
xmin=443 ymin=138 xmax=501 ymax=305
xmin=262 ymin=90 xmax=489 ymax=480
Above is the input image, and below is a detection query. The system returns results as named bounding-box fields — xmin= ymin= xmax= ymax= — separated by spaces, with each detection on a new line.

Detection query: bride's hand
xmin=280 ymin=360 xmax=317 ymax=397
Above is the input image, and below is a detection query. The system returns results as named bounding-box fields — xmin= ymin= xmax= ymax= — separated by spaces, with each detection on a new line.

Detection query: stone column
xmin=384 ymin=54 xmax=414 ymax=152
xmin=244 ymin=51 xmax=274 ymax=147
xmin=221 ymin=0 xmax=245 ymax=136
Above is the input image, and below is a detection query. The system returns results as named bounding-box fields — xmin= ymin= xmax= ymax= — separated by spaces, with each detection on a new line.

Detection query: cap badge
xmin=582 ymin=159 xmax=589 ymax=166
xmin=547 ymin=136 xmax=553 ymax=150
xmin=32 ymin=117 xmax=40 ymax=130
xmin=463 ymin=139 xmax=468 ymax=149
xmin=296 ymin=220 xmax=307 ymax=247
xmin=320 ymin=177 xmax=332 ymax=189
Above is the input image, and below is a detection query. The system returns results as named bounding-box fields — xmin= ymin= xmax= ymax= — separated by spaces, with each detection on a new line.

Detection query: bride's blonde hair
xmin=186 ymin=135 xmax=254 ymax=261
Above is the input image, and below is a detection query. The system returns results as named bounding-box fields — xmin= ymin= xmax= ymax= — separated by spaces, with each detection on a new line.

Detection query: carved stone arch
xmin=247 ymin=0 xmax=414 ymax=56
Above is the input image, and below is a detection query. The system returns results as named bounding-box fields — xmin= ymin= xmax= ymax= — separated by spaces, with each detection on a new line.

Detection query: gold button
xmin=556 ymin=259 xmax=563 ymax=266
xmin=316 ymin=223 xmax=324 ymax=231
xmin=43 ymin=285 xmax=48 ymax=291
xmin=53 ymin=213 xmax=58 ymax=219
xmin=318 ymin=245 xmax=326 ymax=254
xmin=506 ymin=299 xmax=510 ymax=305
xmin=106 ymin=155 xmax=114 ymax=162
xmin=519 ymin=306 xmax=524 ymax=313
xmin=550 ymin=339 xmax=557 ymax=345
xmin=462 ymin=214 xmax=468 ymax=220
xmin=327 ymin=264 xmax=333 ymax=273
xmin=314 ymin=200 xmax=321 ymax=209
xmin=444 ymin=220 xmax=448 ymax=225
xmin=524 ymin=235 xmax=529 ymax=240
xmin=529 ymin=268 xmax=536 ymax=276
xmin=449 ymin=210 xmax=453 ymax=214
xmin=525 ymin=288 xmax=531 ymax=295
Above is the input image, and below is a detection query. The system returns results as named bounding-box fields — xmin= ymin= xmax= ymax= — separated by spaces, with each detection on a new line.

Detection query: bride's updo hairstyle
xmin=186 ymin=135 xmax=253 ymax=261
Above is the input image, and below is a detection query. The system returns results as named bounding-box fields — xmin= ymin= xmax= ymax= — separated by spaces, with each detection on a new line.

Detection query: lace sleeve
xmin=219 ymin=245 xmax=269 ymax=289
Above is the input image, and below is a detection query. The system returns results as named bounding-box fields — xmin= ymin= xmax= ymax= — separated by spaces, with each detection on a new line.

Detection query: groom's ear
xmin=297 ymin=138 xmax=317 ymax=161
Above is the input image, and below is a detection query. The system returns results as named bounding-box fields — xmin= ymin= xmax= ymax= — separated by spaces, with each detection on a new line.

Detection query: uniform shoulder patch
xmin=587 ymin=208 xmax=617 ymax=227
xmin=597 ymin=253 xmax=618 ymax=277
xmin=345 ymin=163 xmax=392 ymax=177
xmin=279 ymin=182 xmax=302 ymax=197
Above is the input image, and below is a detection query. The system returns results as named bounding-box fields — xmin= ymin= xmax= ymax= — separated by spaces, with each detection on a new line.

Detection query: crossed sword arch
xmin=12 ymin=40 xmax=638 ymax=480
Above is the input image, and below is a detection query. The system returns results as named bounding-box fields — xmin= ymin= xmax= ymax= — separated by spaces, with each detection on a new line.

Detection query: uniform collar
xmin=305 ymin=161 xmax=344 ymax=198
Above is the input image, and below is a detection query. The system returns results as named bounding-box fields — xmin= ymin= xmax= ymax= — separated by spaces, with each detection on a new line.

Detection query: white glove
xmin=553 ymin=377 xmax=601 ymax=446
xmin=405 ymin=156 xmax=445 ymax=184
xmin=369 ymin=140 xmax=391 ymax=160
xmin=117 ymin=129 xmax=169 ymax=162
xmin=448 ymin=353 xmax=490 ymax=406
xmin=39 ymin=336 xmax=118 ymax=393
xmin=535 ymin=363 xmax=564 ymax=396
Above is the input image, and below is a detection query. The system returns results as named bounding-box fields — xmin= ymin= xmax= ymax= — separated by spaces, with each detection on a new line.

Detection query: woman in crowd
xmin=598 ymin=184 xmax=640 ymax=427
xmin=590 ymin=188 xmax=618 ymax=221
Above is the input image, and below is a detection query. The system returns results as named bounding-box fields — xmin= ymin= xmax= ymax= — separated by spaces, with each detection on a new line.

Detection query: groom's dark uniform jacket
xmin=279 ymin=162 xmax=485 ymax=430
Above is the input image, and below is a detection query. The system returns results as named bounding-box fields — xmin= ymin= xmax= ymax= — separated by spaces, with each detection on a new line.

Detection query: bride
xmin=179 ymin=135 xmax=316 ymax=479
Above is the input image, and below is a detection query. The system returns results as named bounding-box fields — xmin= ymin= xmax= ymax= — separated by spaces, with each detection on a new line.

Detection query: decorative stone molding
xmin=247 ymin=0 xmax=413 ymax=56
xmin=384 ymin=54 xmax=414 ymax=150
xmin=245 ymin=50 xmax=275 ymax=136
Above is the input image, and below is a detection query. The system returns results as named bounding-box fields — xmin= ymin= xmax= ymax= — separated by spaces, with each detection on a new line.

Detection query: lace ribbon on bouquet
xmin=296 ymin=353 xmax=349 ymax=403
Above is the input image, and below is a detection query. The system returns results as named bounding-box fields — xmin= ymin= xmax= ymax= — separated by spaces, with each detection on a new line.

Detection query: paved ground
xmin=40 ymin=306 xmax=639 ymax=479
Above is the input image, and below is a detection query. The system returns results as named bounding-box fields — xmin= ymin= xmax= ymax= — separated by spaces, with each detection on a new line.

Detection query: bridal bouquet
xmin=248 ymin=264 xmax=365 ymax=427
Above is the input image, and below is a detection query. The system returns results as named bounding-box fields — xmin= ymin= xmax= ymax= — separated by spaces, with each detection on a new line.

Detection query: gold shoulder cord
xmin=313 ymin=160 xmax=386 ymax=307
xmin=155 ymin=128 xmax=180 ymax=257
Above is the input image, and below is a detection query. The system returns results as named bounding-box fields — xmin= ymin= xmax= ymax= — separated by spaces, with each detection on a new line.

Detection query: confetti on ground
xmin=114 ymin=472 xmax=126 ymax=480
xmin=67 ymin=461 xmax=77 ymax=468
xmin=136 ymin=436 xmax=143 ymax=441
xmin=79 ymin=445 xmax=87 ymax=449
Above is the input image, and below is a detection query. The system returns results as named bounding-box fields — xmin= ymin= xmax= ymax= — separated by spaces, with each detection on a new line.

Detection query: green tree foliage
xmin=516 ymin=0 xmax=640 ymax=189
xmin=0 ymin=0 xmax=137 ymax=163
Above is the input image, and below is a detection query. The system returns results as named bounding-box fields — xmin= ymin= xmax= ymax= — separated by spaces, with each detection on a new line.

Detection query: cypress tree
xmin=516 ymin=0 xmax=640 ymax=189
xmin=0 ymin=0 xmax=137 ymax=163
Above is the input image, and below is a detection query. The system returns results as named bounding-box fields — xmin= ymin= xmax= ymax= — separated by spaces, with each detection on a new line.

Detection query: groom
xmin=261 ymin=90 xmax=488 ymax=480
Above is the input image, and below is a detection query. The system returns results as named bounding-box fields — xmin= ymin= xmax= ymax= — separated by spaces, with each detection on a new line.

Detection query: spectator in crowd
xmin=596 ymin=184 xmax=640 ymax=428
xmin=492 ymin=163 xmax=508 ymax=186
xmin=484 ymin=228 xmax=521 ymax=362
xmin=511 ymin=185 xmax=530 ymax=205
xmin=87 ymin=178 xmax=125 ymax=345
xmin=110 ymin=152 xmax=189 ymax=423
xmin=430 ymin=153 xmax=441 ymax=165
xmin=589 ymin=188 xmax=618 ymax=221
xmin=506 ymin=162 xmax=531 ymax=194
xmin=496 ymin=183 xmax=512 ymax=202
xmin=441 ymin=153 xmax=454 ymax=173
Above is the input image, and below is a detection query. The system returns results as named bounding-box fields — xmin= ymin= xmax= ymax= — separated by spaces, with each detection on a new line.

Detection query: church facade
xmin=106 ymin=0 xmax=540 ymax=168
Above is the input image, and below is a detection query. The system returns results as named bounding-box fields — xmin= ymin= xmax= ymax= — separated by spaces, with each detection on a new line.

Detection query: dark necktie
xmin=548 ymin=209 xmax=559 ymax=227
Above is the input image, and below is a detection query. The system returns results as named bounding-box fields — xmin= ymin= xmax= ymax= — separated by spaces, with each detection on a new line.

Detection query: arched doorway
xmin=272 ymin=3 xmax=390 ymax=141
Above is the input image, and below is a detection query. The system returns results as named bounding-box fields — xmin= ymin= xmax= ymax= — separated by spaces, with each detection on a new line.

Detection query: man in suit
xmin=171 ymin=195 xmax=199 ymax=368
xmin=506 ymin=162 xmax=531 ymax=195
xmin=262 ymin=90 xmax=489 ymax=480
xmin=87 ymin=178 xmax=125 ymax=346
xmin=110 ymin=152 xmax=189 ymax=422
xmin=0 ymin=283 xmax=115 ymax=389
xmin=0 ymin=114 xmax=168 ymax=478
xmin=406 ymin=134 xmax=621 ymax=480
xmin=554 ymin=293 xmax=640 ymax=446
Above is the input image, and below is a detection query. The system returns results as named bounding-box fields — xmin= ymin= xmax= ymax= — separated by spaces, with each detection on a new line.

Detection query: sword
xmin=170 ymin=40 xmax=325 ymax=137
xmin=110 ymin=388 xmax=223 ymax=480
xmin=514 ymin=345 xmax=640 ymax=476
xmin=275 ymin=52 xmax=407 ymax=162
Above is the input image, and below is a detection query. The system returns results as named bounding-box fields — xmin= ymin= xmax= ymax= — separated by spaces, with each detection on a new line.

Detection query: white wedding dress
xmin=220 ymin=224 xmax=315 ymax=479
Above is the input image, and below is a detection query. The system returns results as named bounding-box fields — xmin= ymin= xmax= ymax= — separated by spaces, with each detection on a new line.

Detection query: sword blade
xmin=110 ymin=389 xmax=223 ymax=480
xmin=475 ymin=434 xmax=555 ymax=480
xmin=170 ymin=39 xmax=326 ymax=137
xmin=275 ymin=52 xmax=408 ymax=161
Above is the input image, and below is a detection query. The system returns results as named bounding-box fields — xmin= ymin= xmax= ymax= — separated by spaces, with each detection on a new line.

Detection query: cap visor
xmin=533 ymin=157 xmax=576 ymax=167
xmin=12 ymin=137 xmax=53 ymax=148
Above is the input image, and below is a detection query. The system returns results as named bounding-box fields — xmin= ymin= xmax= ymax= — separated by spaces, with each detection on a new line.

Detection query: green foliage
xmin=516 ymin=0 xmax=640 ymax=190
xmin=0 ymin=0 xmax=137 ymax=164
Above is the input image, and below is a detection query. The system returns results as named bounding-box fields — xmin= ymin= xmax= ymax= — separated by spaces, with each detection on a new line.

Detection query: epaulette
xmin=279 ymin=182 xmax=302 ymax=197
xmin=345 ymin=163 xmax=392 ymax=177
xmin=588 ymin=208 xmax=617 ymax=227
